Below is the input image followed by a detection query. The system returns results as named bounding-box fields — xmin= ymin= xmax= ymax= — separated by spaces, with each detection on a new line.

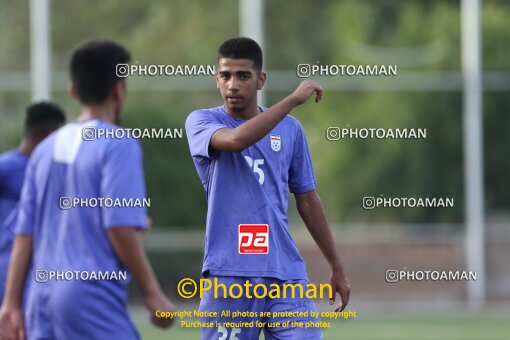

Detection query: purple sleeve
xmin=185 ymin=110 xmax=227 ymax=159
xmin=101 ymin=138 xmax=147 ymax=229
xmin=288 ymin=124 xmax=317 ymax=194
xmin=0 ymin=166 xmax=5 ymax=193
xmin=15 ymin=159 xmax=37 ymax=235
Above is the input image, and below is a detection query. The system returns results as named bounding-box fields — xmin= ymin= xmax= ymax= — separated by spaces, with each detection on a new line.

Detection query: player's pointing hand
xmin=291 ymin=80 xmax=324 ymax=105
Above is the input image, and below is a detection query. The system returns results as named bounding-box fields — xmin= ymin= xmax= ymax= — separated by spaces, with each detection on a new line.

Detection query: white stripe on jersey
xmin=53 ymin=121 xmax=94 ymax=164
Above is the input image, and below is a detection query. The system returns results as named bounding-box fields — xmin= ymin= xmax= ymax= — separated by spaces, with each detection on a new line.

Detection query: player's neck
xmin=78 ymin=104 xmax=118 ymax=125
xmin=18 ymin=139 xmax=36 ymax=157
xmin=225 ymin=103 xmax=260 ymax=121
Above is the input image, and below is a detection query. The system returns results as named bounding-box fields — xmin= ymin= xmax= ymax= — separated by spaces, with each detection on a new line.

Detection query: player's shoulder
xmin=283 ymin=114 xmax=303 ymax=129
xmin=95 ymin=119 xmax=123 ymax=134
xmin=280 ymin=114 xmax=305 ymax=138
xmin=0 ymin=150 xmax=20 ymax=177
xmin=59 ymin=120 xmax=141 ymax=157
xmin=0 ymin=149 xmax=19 ymax=166
xmin=187 ymin=106 xmax=223 ymax=119
xmin=258 ymin=106 xmax=303 ymax=130
xmin=97 ymin=121 xmax=142 ymax=152
xmin=186 ymin=106 xmax=224 ymax=126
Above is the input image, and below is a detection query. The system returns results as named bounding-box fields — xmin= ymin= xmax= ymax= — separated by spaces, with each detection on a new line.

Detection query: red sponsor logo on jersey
xmin=238 ymin=224 xmax=269 ymax=254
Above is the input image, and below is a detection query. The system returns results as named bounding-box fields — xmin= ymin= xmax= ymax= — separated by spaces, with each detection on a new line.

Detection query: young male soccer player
xmin=0 ymin=40 xmax=175 ymax=339
xmin=185 ymin=37 xmax=351 ymax=339
xmin=0 ymin=102 xmax=66 ymax=304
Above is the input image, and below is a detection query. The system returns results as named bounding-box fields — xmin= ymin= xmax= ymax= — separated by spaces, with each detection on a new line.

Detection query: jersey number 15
xmin=244 ymin=156 xmax=265 ymax=185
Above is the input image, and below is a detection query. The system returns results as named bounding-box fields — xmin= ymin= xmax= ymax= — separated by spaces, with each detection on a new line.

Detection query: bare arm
xmin=0 ymin=235 xmax=33 ymax=340
xmin=211 ymin=80 xmax=323 ymax=152
xmin=107 ymin=227 xmax=175 ymax=328
xmin=295 ymin=190 xmax=351 ymax=312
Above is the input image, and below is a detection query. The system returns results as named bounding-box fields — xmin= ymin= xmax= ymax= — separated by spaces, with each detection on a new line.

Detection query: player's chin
xmin=224 ymin=100 xmax=244 ymax=110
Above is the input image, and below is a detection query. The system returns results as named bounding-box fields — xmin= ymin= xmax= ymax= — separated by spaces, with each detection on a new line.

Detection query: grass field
xmin=134 ymin=313 xmax=510 ymax=340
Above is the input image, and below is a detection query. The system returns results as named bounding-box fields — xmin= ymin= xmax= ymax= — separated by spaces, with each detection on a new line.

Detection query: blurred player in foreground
xmin=0 ymin=102 xmax=66 ymax=304
xmin=185 ymin=37 xmax=350 ymax=339
xmin=0 ymin=40 xmax=175 ymax=340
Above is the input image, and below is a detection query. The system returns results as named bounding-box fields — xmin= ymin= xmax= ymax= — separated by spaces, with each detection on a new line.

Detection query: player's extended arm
xmin=211 ymin=80 xmax=323 ymax=152
xmin=0 ymin=235 xmax=33 ymax=340
xmin=107 ymin=227 xmax=175 ymax=328
xmin=295 ymin=190 xmax=351 ymax=312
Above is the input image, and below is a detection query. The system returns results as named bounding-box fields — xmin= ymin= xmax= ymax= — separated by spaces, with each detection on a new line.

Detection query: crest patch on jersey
xmin=270 ymin=134 xmax=281 ymax=152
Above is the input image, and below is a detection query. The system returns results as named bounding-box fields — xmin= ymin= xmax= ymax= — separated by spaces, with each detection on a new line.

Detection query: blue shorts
xmin=25 ymin=280 xmax=139 ymax=340
xmin=199 ymin=276 xmax=323 ymax=340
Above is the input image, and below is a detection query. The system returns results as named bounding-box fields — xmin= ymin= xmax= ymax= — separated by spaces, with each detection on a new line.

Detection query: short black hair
xmin=25 ymin=102 xmax=66 ymax=139
xmin=70 ymin=40 xmax=131 ymax=104
xmin=217 ymin=37 xmax=263 ymax=73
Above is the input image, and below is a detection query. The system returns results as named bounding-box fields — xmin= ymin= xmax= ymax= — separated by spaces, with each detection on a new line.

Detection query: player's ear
xmin=215 ymin=71 xmax=220 ymax=89
xmin=257 ymin=71 xmax=266 ymax=90
xmin=68 ymin=82 xmax=79 ymax=99
xmin=113 ymin=80 xmax=126 ymax=102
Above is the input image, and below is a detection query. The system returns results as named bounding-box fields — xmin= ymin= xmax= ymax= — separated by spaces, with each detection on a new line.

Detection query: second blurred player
xmin=0 ymin=40 xmax=175 ymax=339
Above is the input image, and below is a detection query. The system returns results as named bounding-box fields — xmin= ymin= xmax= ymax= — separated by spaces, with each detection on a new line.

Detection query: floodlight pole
xmin=30 ymin=0 xmax=51 ymax=101
xmin=239 ymin=0 xmax=265 ymax=106
xmin=461 ymin=0 xmax=485 ymax=308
